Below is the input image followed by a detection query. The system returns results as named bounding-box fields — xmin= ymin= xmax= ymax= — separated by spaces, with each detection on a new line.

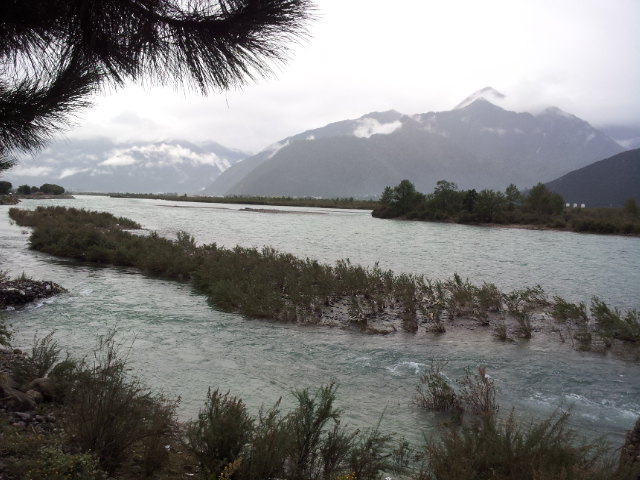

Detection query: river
xmin=1 ymin=196 xmax=639 ymax=448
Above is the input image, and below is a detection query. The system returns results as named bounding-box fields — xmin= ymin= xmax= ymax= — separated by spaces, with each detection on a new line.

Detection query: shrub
xmin=347 ymin=420 xmax=394 ymax=480
xmin=3 ymin=431 xmax=100 ymax=480
xmin=444 ymin=274 xmax=475 ymax=318
xmin=416 ymin=364 xmax=498 ymax=420
xmin=236 ymin=400 xmax=291 ymax=480
xmin=504 ymin=285 xmax=548 ymax=313
xmin=15 ymin=445 xmax=99 ymax=480
xmin=186 ymin=388 xmax=254 ymax=478
xmin=476 ymin=282 xmax=502 ymax=313
xmin=591 ymin=297 xmax=640 ymax=343
xmin=417 ymin=412 xmax=614 ymax=480
xmin=493 ymin=319 xmax=509 ymax=341
xmin=317 ymin=421 xmax=355 ymax=480
xmin=513 ymin=311 xmax=533 ymax=339
xmin=11 ymin=330 xmax=61 ymax=386
xmin=552 ymin=297 xmax=588 ymax=323
xmin=63 ymin=332 xmax=177 ymax=475
xmin=286 ymin=382 xmax=343 ymax=479
xmin=415 ymin=361 xmax=460 ymax=412
xmin=456 ymin=366 xmax=498 ymax=417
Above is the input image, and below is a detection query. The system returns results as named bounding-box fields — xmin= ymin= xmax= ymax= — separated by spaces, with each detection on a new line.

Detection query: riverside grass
xmin=8 ymin=206 xmax=640 ymax=345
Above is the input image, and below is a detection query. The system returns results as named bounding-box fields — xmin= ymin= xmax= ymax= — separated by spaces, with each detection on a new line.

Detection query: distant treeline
xmin=0 ymin=181 xmax=66 ymax=195
xmin=372 ymin=180 xmax=640 ymax=235
xmin=108 ymin=192 xmax=378 ymax=210
xmin=1 ymin=181 xmax=68 ymax=204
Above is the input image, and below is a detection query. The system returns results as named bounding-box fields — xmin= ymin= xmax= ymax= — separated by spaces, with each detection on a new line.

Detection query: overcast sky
xmin=65 ymin=0 xmax=640 ymax=154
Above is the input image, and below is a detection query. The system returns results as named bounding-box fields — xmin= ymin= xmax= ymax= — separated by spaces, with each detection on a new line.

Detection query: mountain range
xmin=205 ymin=88 xmax=624 ymax=198
xmin=2 ymin=88 xmax=634 ymax=198
xmin=545 ymin=148 xmax=640 ymax=207
xmin=4 ymin=138 xmax=247 ymax=194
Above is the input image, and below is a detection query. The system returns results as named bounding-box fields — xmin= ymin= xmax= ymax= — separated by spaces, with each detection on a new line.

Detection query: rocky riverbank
xmin=0 ymin=278 xmax=66 ymax=309
xmin=0 ymin=195 xmax=19 ymax=205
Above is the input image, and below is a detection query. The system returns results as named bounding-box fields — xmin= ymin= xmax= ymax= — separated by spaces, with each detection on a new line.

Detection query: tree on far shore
xmin=39 ymin=183 xmax=65 ymax=195
xmin=0 ymin=180 xmax=11 ymax=195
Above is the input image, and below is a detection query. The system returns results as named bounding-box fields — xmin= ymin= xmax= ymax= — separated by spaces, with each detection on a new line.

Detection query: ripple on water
xmin=1 ymin=198 xmax=639 ymax=446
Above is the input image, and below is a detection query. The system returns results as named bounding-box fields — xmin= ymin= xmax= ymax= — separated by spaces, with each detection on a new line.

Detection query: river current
xmin=1 ymin=196 xmax=639 ymax=447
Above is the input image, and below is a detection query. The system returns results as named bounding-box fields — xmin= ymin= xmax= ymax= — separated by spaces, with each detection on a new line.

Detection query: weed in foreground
xmin=1 ymin=429 xmax=99 ymax=480
xmin=417 ymin=364 xmax=497 ymax=418
xmin=186 ymin=388 xmax=254 ymax=478
xmin=592 ymin=297 xmax=640 ymax=343
xmin=415 ymin=361 xmax=460 ymax=412
xmin=416 ymin=411 xmax=619 ymax=480
xmin=493 ymin=318 xmax=509 ymax=341
xmin=456 ymin=366 xmax=498 ymax=417
xmin=63 ymin=331 xmax=177 ymax=475
xmin=11 ymin=330 xmax=61 ymax=386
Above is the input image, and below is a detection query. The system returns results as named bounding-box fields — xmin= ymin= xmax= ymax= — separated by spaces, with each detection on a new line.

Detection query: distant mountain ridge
xmin=545 ymin=148 xmax=640 ymax=207
xmin=6 ymin=138 xmax=247 ymax=193
xmin=204 ymin=89 xmax=623 ymax=198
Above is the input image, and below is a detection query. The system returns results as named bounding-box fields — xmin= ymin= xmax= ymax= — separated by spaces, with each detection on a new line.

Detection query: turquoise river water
xmin=1 ymin=196 xmax=639 ymax=449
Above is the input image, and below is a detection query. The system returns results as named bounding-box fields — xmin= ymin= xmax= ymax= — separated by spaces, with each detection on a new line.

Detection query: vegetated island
xmin=8 ymin=207 xmax=640 ymax=359
xmin=371 ymin=180 xmax=640 ymax=236
xmin=107 ymin=192 xmax=378 ymax=210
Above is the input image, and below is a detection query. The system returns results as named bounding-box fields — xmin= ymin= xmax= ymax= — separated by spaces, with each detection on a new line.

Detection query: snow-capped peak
xmin=454 ymin=87 xmax=507 ymax=110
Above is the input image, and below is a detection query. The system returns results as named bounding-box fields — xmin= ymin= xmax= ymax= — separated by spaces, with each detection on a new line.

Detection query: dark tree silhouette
xmin=0 ymin=0 xmax=314 ymax=170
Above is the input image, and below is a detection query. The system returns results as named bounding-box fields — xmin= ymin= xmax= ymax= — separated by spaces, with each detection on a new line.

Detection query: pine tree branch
xmin=0 ymin=0 xmax=315 ymax=164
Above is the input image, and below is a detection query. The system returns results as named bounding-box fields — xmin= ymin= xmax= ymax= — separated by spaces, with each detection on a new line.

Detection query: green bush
xmin=417 ymin=365 xmax=498 ymax=418
xmin=552 ymin=297 xmax=588 ymax=323
xmin=16 ymin=445 xmax=99 ymax=480
xmin=186 ymin=388 xmax=255 ymax=478
xmin=286 ymin=382 xmax=344 ymax=479
xmin=456 ymin=367 xmax=498 ymax=416
xmin=3 ymin=430 xmax=100 ymax=480
xmin=184 ymin=382 xmax=396 ymax=480
xmin=591 ymin=297 xmax=640 ymax=343
xmin=415 ymin=361 xmax=460 ymax=412
xmin=236 ymin=400 xmax=291 ymax=480
xmin=417 ymin=412 xmax=614 ymax=480
xmin=11 ymin=330 xmax=61 ymax=386
xmin=63 ymin=332 xmax=177 ymax=475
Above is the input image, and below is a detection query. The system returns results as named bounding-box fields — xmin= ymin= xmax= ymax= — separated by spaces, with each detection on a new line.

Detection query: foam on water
xmin=386 ymin=361 xmax=426 ymax=375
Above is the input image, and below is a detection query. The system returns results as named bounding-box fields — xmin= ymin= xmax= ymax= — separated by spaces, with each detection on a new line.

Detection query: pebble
xmin=13 ymin=411 xmax=32 ymax=421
